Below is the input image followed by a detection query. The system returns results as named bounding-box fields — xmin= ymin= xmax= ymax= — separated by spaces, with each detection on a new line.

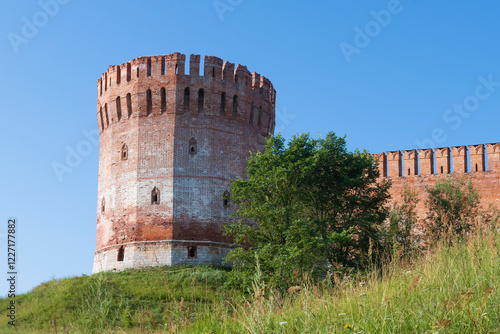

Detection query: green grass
xmin=175 ymin=228 xmax=500 ymax=333
xmin=0 ymin=265 xmax=230 ymax=333
xmin=2 ymin=228 xmax=500 ymax=333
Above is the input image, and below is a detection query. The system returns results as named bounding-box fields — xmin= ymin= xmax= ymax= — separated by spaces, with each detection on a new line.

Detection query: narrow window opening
xmin=223 ymin=190 xmax=230 ymax=207
xmin=188 ymin=246 xmax=197 ymax=259
xmin=116 ymin=96 xmax=122 ymax=121
xmin=117 ymin=246 xmax=124 ymax=262
xmin=105 ymin=73 xmax=107 ymax=91
xmin=232 ymin=95 xmax=238 ymax=118
xmin=126 ymin=93 xmax=132 ymax=118
xmin=146 ymin=89 xmax=152 ymax=115
xmin=121 ymin=144 xmax=128 ymax=160
xmin=441 ymin=166 xmax=444 ymax=174
xmin=161 ymin=88 xmax=166 ymax=114
xmin=101 ymin=197 xmax=105 ymax=213
xmin=147 ymin=58 xmax=152 ymax=77
xmin=105 ymin=104 xmax=109 ymax=127
xmin=258 ymin=106 xmax=262 ymax=128
xmin=127 ymin=63 xmax=131 ymax=82
xmin=198 ymin=89 xmax=204 ymax=113
xmin=189 ymin=138 xmax=197 ymax=154
xmin=136 ymin=67 xmax=139 ymax=78
xmin=116 ymin=66 xmax=121 ymax=84
xmin=476 ymin=163 xmax=478 ymax=172
xmin=184 ymin=87 xmax=190 ymax=112
xmin=408 ymin=168 xmax=410 ymax=176
xmin=109 ymin=76 xmax=112 ymax=87
xmin=99 ymin=107 xmax=104 ymax=131
xmin=151 ymin=187 xmax=160 ymax=204
xmin=250 ymin=102 xmax=254 ymax=124
xmin=100 ymin=79 xmax=102 ymax=96
xmin=161 ymin=56 xmax=166 ymax=75
xmin=175 ymin=64 xmax=178 ymax=75
xmin=220 ymin=92 xmax=226 ymax=115
xmin=266 ymin=118 xmax=271 ymax=134
xmin=212 ymin=67 xmax=215 ymax=78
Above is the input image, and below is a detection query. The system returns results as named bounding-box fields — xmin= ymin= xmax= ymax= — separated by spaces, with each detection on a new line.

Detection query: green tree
xmin=223 ymin=133 xmax=391 ymax=290
xmin=384 ymin=182 xmax=420 ymax=263
xmin=424 ymin=176 xmax=480 ymax=242
xmin=387 ymin=182 xmax=420 ymax=252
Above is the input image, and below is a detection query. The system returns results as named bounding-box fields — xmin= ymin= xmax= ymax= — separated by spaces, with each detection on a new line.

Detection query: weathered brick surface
xmin=387 ymin=151 xmax=402 ymax=177
xmin=435 ymin=147 xmax=451 ymax=174
xmin=373 ymin=143 xmax=500 ymax=228
xmin=469 ymin=144 xmax=485 ymax=172
xmin=452 ymin=145 xmax=468 ymax=173
xmin=93 ymin=53 xmax=275 ymax=273
xmin=403 ymin=150 xmax=418 ymax=176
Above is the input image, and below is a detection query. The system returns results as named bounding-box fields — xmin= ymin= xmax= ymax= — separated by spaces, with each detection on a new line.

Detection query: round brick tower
xmin=93 ymin=53 xmax=276 ymax=273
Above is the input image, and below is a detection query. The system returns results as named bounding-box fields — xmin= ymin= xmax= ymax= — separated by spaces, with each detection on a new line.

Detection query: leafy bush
xmin=424 ymin=176 xmax=480 ymax=243
xmin=224 ymin=132 xmax=391 ymax=291
xmin=384 ymin=182 xmax=421 ymax=260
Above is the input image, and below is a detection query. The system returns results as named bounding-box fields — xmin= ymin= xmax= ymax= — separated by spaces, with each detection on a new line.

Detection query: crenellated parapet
xmin=403 ymin=150 xmax=418 ymax=176
xmin=469 ymin=144 xmax=485 ymax=172
xmin=418 ymin=149 xmax=434 ymax=175
xmin=452 ymin=145 xmax=468 ymax=173
xmin=435 ymin=147 xmax=451 ymax=174
xmin=372 ymin=152 xmax=387 ymax=177
xmin=376 ymin=143 xmax=500 ymax=231
xmin=373 ymin=143 xmax=500 ymax=177
xmin=387 ymin=151 xmax=402 ymax=177
xmin=96 ymin=53 xmax=276 ymax=137
xmin=487 ymin=143 xmax=500 ymax=171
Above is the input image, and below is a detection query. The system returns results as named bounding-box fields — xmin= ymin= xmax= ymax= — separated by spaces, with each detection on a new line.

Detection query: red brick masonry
xmin=373 ymin=143 xmax=500 ymax=223
xmin=93 ymin=53 xmax=275 ymax=273
xmin=93 ymin=53 xmax=498 ymax=273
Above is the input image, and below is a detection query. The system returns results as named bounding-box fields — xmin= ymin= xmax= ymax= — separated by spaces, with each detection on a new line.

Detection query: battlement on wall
xmin=95 ymin=53 xmax=276 ymax=137
xmin=373 ymin=143 xmax=500 ymax=178
xmin=97 ymin=53 xmax=276 ymax=105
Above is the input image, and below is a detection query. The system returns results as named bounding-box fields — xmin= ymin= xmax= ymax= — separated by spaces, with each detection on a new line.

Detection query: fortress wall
xmin=373 ymin=143 xmax=500 ymax=224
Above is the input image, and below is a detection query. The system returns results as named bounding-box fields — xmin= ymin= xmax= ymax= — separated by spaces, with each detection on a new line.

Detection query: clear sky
xmin=1 ymin=0 xmax=500 ymax=294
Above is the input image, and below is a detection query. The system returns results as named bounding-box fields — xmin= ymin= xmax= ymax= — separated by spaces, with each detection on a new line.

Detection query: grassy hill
xmin=0 ymin=266 xmax=230 ymax=333
xmin=2 ymin=228 xmax=500 ymax=333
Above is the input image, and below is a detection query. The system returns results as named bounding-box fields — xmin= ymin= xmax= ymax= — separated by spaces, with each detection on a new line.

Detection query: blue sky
xmin=1 ymin=0 xmax=500 ymax=294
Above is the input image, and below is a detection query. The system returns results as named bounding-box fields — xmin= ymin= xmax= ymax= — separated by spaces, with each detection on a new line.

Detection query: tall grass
xmin=178 ymin=224 xmax=500 ymax=333
xmin=1 ymin=226 xmax=499 ymax=333
xmin=0 ymin=266 xmax=230 ymax=333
